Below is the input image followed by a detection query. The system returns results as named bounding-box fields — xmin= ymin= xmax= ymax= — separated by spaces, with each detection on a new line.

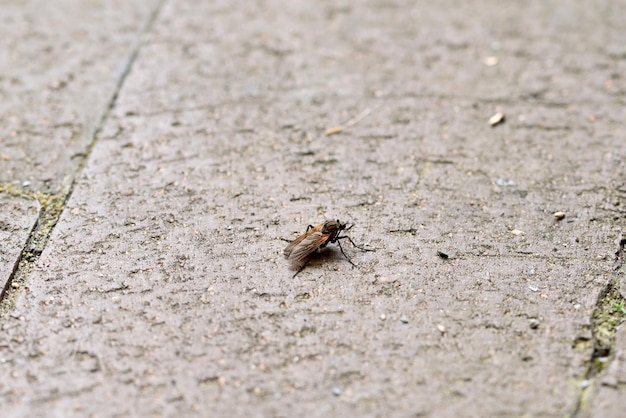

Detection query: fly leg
xmin=335 ymin=239 xmax=357 ymax=266
xmin=336 ymin=235 xmax=375 ymax=253
xmin=292 ymin=260 xmax=310 ymax=278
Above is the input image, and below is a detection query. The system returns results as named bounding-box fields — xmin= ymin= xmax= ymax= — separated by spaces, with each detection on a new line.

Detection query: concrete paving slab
xmin=0 ymin=194 xmax=39 ymax=291
xmin=0 ymin=0 xmax=161 ymax=193
xmin=0 ymin=0 xmax=625 ymax=417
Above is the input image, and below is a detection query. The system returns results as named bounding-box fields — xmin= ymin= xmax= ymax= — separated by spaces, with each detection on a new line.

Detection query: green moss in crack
xmin=574 ymin=379 xmax=594 ymax=416
xmin=589 ymin=286 xmax=626 ymax=374
xmin=34 ymin=191 xmax=65 ymax=223
xmin=572 ymin=336 xmax=593 ymax=352
xmin=0 ymin=187 xmax=67 ymax=318
xmin=612 ymin=301 xmax=626 ymax=315
xmin=0 ymin=182 xmax=32 ymax=199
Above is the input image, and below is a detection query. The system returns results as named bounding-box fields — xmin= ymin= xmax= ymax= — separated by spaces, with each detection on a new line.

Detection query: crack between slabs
xmin=0 ymin=0 xmax=166 ymax=318
xmin=570 ymin=236 xmax=626 ymax=417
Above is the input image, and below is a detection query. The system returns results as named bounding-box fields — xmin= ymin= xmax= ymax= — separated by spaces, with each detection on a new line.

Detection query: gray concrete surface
xmin=1 ymin=0 xmax=626 ymax=417
xmin=0 ymin=195 xmax=39 ymax=289
xmin=1 ymin=0 xmax=161 ymax=194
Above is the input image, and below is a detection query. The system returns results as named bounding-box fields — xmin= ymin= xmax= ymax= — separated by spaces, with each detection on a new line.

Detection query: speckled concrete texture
xmin=0 ymin=0 xmax=160 ymax=193
xmin=0 ymin=195 xmax=39 ymax=290
xmin=1 ymin=1 xmax=626 ymax=417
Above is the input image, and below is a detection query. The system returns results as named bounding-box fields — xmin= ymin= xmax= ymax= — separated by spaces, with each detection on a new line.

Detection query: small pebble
xmin=400 ymin=316 xmax=409 ymax=324
xmin=22 ymin=181 xmax=31 ymax=188
xmin=489 ymin=112 xmax=506 ymax=126
xmin=553 ymin=211 xmax=566 ymax=220
xmin=484 ymin=56 xmax=499 ymax=67
xmin=529 ymin=319 xmax=540 ymax=329
xmin=511 ymin=229 xmax=523 ymax=235
xmin=496 ymin=178 xmax=515 ymax=187
xmin=437 ymin=324 xmax=446 ymax=333
xmin=380 ymin=314 xmax=386 ymax=321
xmin=528 ymin=284 xmax=539 ymax=292
xmin=437 ymin=250 xmax=449 ymax=259
xmin=332 ymin=387 xmax=342 ymax=396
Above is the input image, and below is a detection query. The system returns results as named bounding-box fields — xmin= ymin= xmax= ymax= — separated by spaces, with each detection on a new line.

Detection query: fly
xmin=283 ymin=220 xmax=373 ymax=277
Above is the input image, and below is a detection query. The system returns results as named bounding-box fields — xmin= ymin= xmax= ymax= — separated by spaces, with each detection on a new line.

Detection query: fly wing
xmin=286 ymin=231 xmax=328 ymax=263
xmin=283 ymin=230 xmax=314 ymax=258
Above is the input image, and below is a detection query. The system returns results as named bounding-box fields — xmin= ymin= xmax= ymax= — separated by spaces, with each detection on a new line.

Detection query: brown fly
xmin=283 ymin=220 xmax=373 ymax=277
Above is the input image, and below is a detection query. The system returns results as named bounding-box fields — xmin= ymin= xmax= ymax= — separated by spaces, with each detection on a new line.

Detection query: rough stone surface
xmin=1 ymin=0 xmax=626 ymax=417
xmin=0 ymin=195 xmax=39 ymax=290
xmin=0 ymin=0 xmax=160 ymax=193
